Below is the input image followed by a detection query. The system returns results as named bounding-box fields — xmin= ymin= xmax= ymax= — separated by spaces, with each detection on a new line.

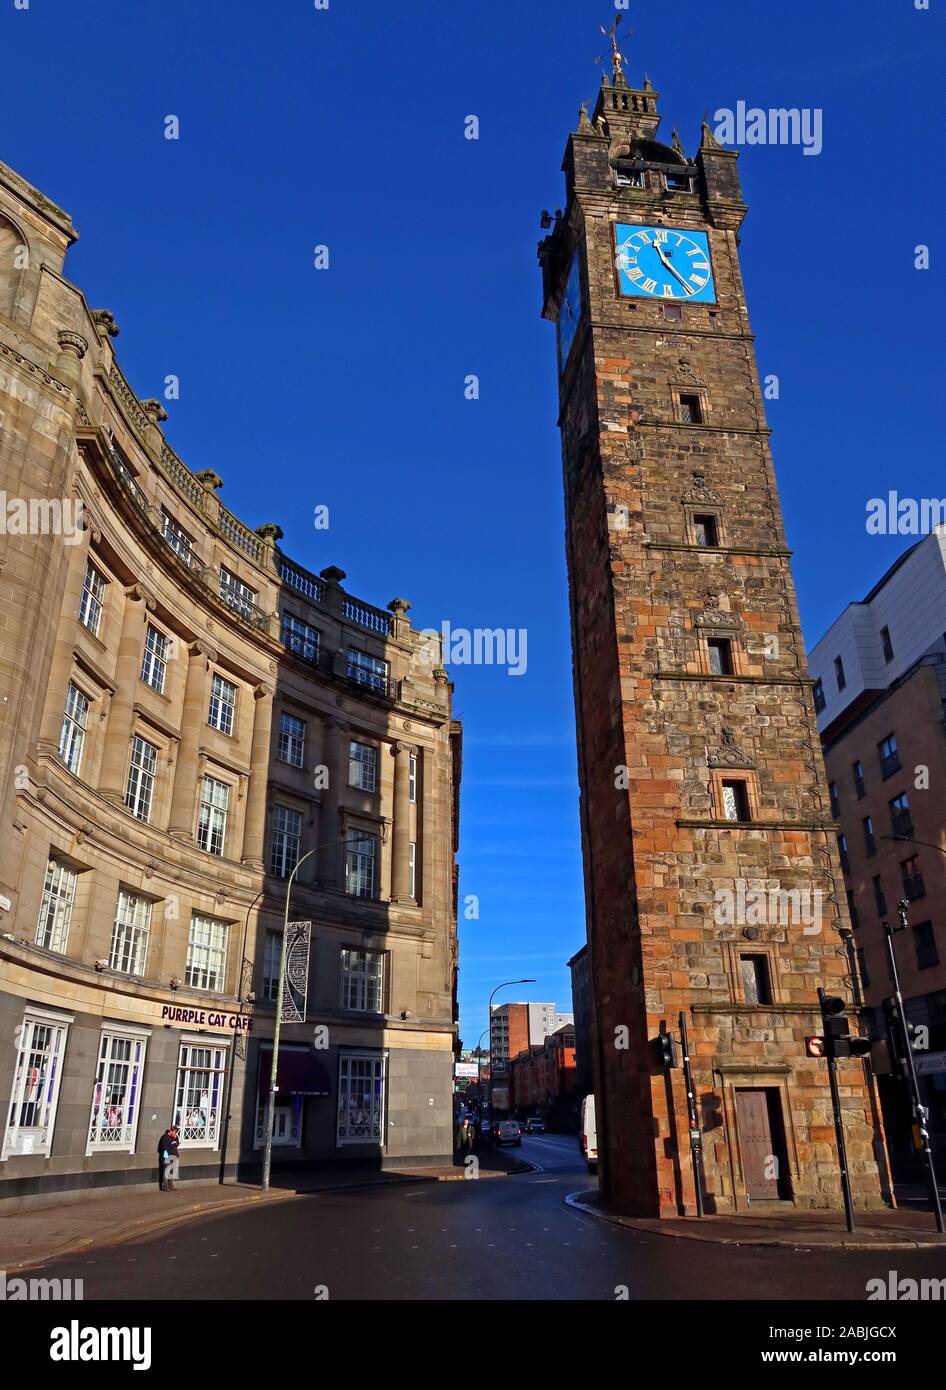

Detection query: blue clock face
xmin=558 ymin=253 xmax=582 ymax=373
xmin=615 ymin=224 xmax=716 ymax=303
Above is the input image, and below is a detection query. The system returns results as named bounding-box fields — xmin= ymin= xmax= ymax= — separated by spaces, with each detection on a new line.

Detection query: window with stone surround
xmin=344 ymin=830 xmax=377 ymax=899
xmin=186 ymin=914 xmax=229 ymax=992
xmin=207 ymin=673 xmax=237 ymax=736
xmin=677 ymin=391 xmax=704 ymax=424
xmin=277 ymin=712 xmax=305 ymax=768
xmin=36 ymin=860 xmax=78 ymax=954
xmin=125 ymin=735 xmax=158 ymax=822
xmin=59 ymin=682 xmax=90 ymax=775
xmin=739 ymin=954 xmax=772 ymax=1006
xmin=86 ymin=1027 xmax=148 ymax=1154
xmin=140 ymin=624 xmax=170 ymax=694
xmin=270 ymin=805 xmax=301 ymax=879
xmin=689 ymin=511 xmax=720 ymax=547
xmin=174 ymin=1041 xmax=228 ymax=1149
xmin=3 ymin=1008 xmax=71 ymax=1160
xmin=721 ymin=779 xmax=751 ymax=823
xmin=339 ymin=948 xmax=385 ymax=1013
xmin=336 ymin=1052 xmax=385 ymax=1147
xmin=282 ymin=613 xmax=320 ymax=663
xmin=109 ymin=890 xmax=152 ymax=977
xmin=707 ymin=637 xmax=734 ymax=676
xmin=349 ymin=740 xmax=379 ymax=793
xmin=79 ymin=560 xmax=106 ymax=637
xmin=262 ymin=930 xmax=281 ymax=1002
xmin=197 ymin=776 xmax=230 ymax=857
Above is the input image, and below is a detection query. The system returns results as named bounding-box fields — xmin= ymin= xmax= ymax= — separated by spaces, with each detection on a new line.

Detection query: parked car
xmin=526 ymin=1117 xmax=545 ymax=1134
xmin=494 ymin=1120 xmax=522 ymax=1147
xmin=580 ymin=1094 xmax=597 ymax=1173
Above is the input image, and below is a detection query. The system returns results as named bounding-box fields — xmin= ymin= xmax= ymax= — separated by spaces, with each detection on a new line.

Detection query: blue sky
xmin=3 ymin=1 xmax=943 ymax=1048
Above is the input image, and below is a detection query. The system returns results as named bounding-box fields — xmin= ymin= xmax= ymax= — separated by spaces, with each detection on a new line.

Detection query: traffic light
xmin=883 ymin=996 xmax=925 ymax=1070
xmin=815 ymin=991 xmax=872 ymax=1060
xmin=654 ymin=1031 xmax=680 ymax=1069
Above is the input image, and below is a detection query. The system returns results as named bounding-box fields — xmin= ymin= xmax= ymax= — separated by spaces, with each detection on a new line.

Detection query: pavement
xmin=568 ymin=1190 xmax=946 ymax=1250
xmin=0 ymin=1147 xmax=523 ymax=1272
xmin=28 ymin=1132 xmax=946 ymax=1302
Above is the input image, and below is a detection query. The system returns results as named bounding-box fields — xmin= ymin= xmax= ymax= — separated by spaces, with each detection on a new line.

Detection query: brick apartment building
xmin=489 ymin=1001 xmax=572 ymax=1112
xmin=538 ymin=55 xmax=888 ymax=1216
xmin=0 ymin=157 xmax=461 ymax=1204
xmin=809 ymin=531 xmax=946 ymax=1169
xmin=508 ymin=1024 xmax=577 ymax=1126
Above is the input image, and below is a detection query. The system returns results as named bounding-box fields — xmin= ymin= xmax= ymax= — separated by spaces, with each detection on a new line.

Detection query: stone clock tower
xmin=539 ymin=57 xmax=888 ymax=1216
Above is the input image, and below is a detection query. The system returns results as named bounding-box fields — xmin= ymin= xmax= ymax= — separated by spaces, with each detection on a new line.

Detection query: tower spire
xmin=599 ymin=13 xmax=629 ymax=87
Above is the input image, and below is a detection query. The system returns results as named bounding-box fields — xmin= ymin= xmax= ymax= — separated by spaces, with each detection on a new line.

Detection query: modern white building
xmin=808 ymin=528 xmax=946 ymax=736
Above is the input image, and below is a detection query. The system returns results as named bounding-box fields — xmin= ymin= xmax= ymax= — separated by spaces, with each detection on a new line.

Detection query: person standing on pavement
xmin=158 ymin=1124 xmax=180 ymax=1191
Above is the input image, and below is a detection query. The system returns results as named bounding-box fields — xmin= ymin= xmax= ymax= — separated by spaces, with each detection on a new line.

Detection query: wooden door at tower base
xmin=735 ymin=1087 xmax=789 ymax=1200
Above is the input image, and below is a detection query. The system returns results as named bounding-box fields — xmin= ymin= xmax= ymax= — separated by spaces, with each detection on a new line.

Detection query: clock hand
xmin=654 ymin=243 xmax=694 ymax=293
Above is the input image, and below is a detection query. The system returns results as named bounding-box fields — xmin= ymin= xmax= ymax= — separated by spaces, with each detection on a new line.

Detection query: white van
xmin=579 ymin=1093 xmax=597 ymax=1172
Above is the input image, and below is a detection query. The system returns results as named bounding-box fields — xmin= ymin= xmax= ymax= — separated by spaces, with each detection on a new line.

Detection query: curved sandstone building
xmin=0 ymin=159 xmax=461 ymax=1205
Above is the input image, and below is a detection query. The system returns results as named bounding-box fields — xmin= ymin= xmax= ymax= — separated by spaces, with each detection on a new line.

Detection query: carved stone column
xmin=390 ymin=740 xmax=415 ymax=902
xmin=317 ymin=718 xmax=345 ymax=889
xmin=169 ymin=642 xmax=215 ymax=839
xmin=98 ymin=585 xmax=150 ymax=802
xmin=36 ymin=517 xmax=96 ymax=758
xmin=241 ymin=683 xmax=274 ymax=869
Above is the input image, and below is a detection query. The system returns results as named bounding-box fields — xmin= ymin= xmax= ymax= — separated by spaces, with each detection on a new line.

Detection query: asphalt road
xmin=38 ymin=1132 xmax=946 ymax=1300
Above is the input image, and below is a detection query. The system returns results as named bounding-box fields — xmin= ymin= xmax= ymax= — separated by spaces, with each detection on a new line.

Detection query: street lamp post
xmin=486 ymin=978 xmax=536 ymax=1117
xmin=261 ymin=840 xmax=338 ymax=1191
xmin=882 ymin=900 xmax=944 ymax=1233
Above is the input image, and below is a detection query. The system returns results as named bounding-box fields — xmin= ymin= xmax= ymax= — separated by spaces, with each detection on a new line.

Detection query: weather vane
xmin=595 ymin=13 xmax=629 ymax=80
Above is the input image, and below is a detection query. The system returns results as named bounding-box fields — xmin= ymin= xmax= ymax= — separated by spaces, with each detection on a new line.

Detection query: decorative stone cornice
xmin=0 ymin=340 xmax=71 ymax=396
xmin=695 ymin=609 xmax=740 ymax=630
